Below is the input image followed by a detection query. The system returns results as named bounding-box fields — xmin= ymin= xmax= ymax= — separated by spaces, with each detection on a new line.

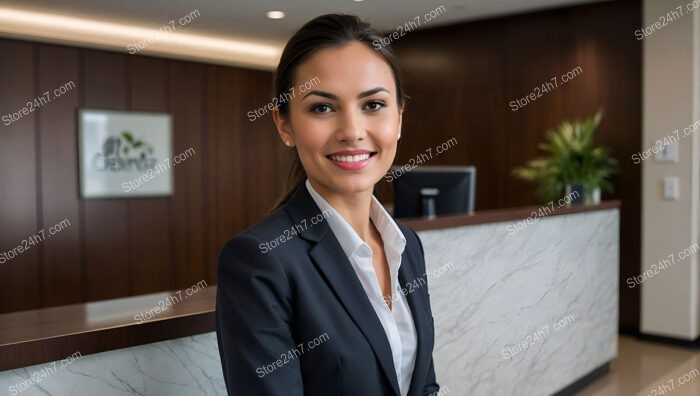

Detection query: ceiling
xmin=0 ymin=0 xmax=607 ymax=69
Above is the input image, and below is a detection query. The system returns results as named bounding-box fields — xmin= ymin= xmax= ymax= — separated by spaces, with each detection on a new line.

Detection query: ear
xmin=397 ymin=105 xmax=404 ymax=140
xmin=272 ymin=107 xmax=294 ymax=146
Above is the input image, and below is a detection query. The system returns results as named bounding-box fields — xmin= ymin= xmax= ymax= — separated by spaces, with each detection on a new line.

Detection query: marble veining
xmin=419 ymin=209 xmax=619 ymax=396
xmin=0 ymin=209 xmax=618 ymax=396
xmin=0 ymin=333 xmax=227 ymax=396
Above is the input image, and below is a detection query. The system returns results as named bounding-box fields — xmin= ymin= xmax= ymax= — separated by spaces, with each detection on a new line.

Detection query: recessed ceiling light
xmin=267 ymin=11 xmax=285 ymax=20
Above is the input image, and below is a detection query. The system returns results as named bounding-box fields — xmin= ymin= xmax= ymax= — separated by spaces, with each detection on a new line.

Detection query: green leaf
xmin=121 ymin=131 xmax=135 ymax=144
xmin=511 ymin=109 xmax=618 ymax=204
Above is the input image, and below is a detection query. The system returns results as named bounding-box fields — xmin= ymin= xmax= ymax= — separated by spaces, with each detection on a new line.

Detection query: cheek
xmin=291 ymin=120 xmax=329 ymax=153
xmin=382 ymin=144 xmax=398 ymax=165
xmin=374 ymin=120 xmax=400 ymax=147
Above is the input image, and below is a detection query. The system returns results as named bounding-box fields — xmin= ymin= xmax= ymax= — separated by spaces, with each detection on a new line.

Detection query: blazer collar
xmin=282 ymin=180 xmax=432 ymax=396
xmin=282 ymin=179 xmax=332 ymax=244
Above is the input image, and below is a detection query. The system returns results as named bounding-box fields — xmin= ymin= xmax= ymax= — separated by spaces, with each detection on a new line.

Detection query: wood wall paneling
xmin=205 ymin=66 xmax=240 ymax=284
xmin=0 ymin=0 xmax=642 ymax=332
xmin=0 ymin=41 xmax=282 ymax=314
xmin=82 ymin=51 xmax=131 ymax=301
xmin=128 ymin=56 xmax=171 ymax=295
xmin=392 ymin=0 xmax=641 ymax=330
xmin=169 ymin=60 xmax=206 ymax=290
xmin=38 ymin=44 xmax=82 ymax=307
xmin=0 ymin=40 xmax=40 ymax=312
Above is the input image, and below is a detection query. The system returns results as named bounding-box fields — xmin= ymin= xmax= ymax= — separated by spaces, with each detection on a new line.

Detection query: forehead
xmin=294 ymin=41 xmax=396 ymax=94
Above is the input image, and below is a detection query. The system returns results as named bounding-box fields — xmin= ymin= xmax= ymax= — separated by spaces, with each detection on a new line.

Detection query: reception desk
xmin=407 ymin=200 xmax=620 ymax=395
xmin=0 ymin=201 xmax=620 ymax=395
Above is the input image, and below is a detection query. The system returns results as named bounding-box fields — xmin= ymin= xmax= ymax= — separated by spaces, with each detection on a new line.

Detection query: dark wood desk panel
xmin=0 ymin=201 xmax=620 ymax=371
xmin=402 ymin=200 xmax=621 ymax=231
xmin=0 ymin=286 xmax=216 ymax=371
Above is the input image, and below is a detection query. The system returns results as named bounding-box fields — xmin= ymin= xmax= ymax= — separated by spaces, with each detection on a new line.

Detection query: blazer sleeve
xmin=215 ymin=234 xmax=303 ymax=396
xmin=410 ymin=227 xmax=441 ymax=396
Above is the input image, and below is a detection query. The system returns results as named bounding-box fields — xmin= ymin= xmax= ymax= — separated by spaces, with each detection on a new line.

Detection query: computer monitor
xmin=390 ymin=165 xmax=476 ymax=219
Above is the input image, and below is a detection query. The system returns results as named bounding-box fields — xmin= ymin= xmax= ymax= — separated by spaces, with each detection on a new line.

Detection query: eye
xmin=310 ymin=103 xmax=333 ymax=114
xmin=364 ymin=100 xmax=386 ymax=111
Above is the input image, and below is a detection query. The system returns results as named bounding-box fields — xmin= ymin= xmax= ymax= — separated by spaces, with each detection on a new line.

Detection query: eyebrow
xmin=302 ymin=87 xmax=389 ymax=100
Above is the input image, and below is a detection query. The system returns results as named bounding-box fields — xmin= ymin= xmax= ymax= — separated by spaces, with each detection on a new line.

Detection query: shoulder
xmin=395 ymin=221 xmax=418 ymax=238
xmin=217 ymin=207 xmax=298 ymax=275
xmin=395 ymin=221 xmax=423 ymax=252
xmin=232 ymin=206 xmax=295 ymax=245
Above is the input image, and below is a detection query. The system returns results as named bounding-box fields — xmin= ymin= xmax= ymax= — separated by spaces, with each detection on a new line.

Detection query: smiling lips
xmin=326 ymin=149 xmax=377 ymax=170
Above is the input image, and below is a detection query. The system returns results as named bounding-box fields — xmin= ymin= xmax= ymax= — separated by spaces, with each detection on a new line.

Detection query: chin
xmin=329 ymin=174 xmax=379 ymax=194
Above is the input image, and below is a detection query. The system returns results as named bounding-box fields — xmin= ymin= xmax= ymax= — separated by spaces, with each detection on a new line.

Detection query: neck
xmin=308 ymin=178 xmax=375 ymax=242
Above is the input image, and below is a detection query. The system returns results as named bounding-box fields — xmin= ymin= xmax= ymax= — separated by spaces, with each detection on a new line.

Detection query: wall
xmin=0 ymin=40 xmax=291 ymax=313
xmin=641 ymin=0 xmax=700 ymax=341
xmin=0 ymin=0 xmax=643 ymax=321
xmin=390 ymin=0 xmax=642 ymax=331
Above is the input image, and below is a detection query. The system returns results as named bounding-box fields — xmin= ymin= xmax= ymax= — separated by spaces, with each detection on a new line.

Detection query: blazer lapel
xmin=283 ymin=181 xmax=401 ymax=396
xmin=310 ymin=241 xmax=401 ymax=396
xmin=398 ymin=245 xmax=432 ymax=396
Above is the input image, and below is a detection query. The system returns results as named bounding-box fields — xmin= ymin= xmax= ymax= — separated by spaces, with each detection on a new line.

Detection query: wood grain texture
xmin=0 ymin=286 xmax=216 ymax=371
xmin=0 ymin=41 xmax=284 ymax=313
xmin=38 ymin=44 xmax=82 ymax=307
xmin=0 ymin=40 xmax=40 ymax=312
xmin=391 ymin=0 xmax=641 ymax=330
xmin=0 ymin=201 xmax=618 ymax=372
xmin=82 ymin=50 xmax=131 ymax=301
xmin=0 ymin=1 xmax=642 ymax=332
xmin=129 ymin=56 xmax=171 ymax=295
xmin=169 ymin=61 xmax=206 ymax=290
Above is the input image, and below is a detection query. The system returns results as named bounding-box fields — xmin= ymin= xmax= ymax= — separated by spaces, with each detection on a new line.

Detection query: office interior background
xmin=0 ymin=0 xmax=699 ymax=394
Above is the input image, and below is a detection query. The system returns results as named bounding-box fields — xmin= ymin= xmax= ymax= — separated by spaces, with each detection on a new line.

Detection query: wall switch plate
xmin=655 ymin=142 xmax=678 ymax=162
xmin=663 ymin=176 xmax=679 ymax=200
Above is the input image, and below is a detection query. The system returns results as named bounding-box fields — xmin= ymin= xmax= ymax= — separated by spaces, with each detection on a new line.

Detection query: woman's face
xmin=273 ymin=41 xmax=403 ymax=197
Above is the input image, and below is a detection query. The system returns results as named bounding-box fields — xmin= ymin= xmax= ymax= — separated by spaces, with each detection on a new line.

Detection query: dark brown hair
xmin=268 ymin=13 xmax=408 ymax=213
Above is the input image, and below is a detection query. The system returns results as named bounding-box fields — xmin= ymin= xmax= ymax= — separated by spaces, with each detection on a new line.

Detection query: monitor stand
xmin=420 ymin=187 xmax=439 ymax=219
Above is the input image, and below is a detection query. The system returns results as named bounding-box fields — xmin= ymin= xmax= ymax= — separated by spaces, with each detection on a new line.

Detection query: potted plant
xmin=512 ymin=110 xmax=619 ymax=205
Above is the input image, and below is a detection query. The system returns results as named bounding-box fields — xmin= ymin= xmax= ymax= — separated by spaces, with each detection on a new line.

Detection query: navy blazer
xmin=215 ymin=180 xmax=440 ymax=396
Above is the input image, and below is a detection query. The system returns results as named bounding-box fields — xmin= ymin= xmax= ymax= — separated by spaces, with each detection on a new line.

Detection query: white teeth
xmin=329 ymin=153 xmax=371 ymax=163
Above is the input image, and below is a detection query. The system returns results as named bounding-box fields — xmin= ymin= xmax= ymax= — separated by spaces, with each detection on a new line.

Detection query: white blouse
xmin=305 ymin=179 xmax=417 ymax=396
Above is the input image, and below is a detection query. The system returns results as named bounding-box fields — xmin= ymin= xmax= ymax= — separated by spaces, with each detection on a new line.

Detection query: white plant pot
xmin=565 ymin=184 xmax=601 ymax=206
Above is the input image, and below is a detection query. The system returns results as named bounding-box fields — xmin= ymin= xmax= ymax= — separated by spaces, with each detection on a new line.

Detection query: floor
xmin=577 ymin=336 xmax=700 ymax=396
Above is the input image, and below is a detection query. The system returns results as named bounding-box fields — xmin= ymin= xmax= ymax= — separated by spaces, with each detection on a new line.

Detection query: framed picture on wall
xmin=78 ymin=109 xmax=173 ymax=199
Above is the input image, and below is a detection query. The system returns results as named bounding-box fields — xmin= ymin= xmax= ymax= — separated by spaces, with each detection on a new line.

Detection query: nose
xmin=335 ymin=107 xmax=366 ymax=143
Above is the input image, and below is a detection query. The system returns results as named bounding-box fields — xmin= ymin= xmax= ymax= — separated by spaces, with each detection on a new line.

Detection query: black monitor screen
xmin=390 ymin=165 xmax=476 ymax=219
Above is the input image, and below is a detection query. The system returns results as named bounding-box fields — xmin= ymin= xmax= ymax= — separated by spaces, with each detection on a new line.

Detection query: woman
xmin=215 ymin=13 xmax=440 ymax=396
